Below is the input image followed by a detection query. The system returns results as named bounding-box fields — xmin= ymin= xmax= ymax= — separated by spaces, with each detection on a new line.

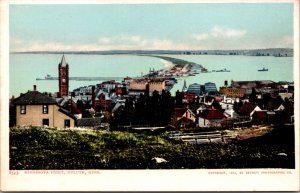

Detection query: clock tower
xmin=58 ymin=54 xmax=69 ymax=97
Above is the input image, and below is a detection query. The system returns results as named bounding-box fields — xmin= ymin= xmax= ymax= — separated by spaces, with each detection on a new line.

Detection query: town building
xmin=95 ymin=93 xmax=112 ymax=110
xmin=198 ymin=108 xmax=226 ymax=127
xmin=58 ymin=54 xmax=69 ymax=97
xmin=13 ymin=86 xmax=75 ymax=128
xmin=187 ymin=83 xmax=205 ymax=95
xmin=97 ymin=80 xmax=120 ymax=92
xmin=129 ymin=78 xmax=166 ymax=95
xmin=219 ymin=86 xmax=246 ymax=98
xmin=174 ymin=108 xmax=196 ymax=128
xmin=183 ymin=92 xmax=196 ymax=103
xmin=230 ymin=80 xmax=281 ymax=95
xmin=204 ymin=82 xmax=218 ymax=94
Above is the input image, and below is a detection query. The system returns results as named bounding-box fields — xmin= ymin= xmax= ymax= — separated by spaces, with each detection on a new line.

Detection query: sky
xmin=9 ymin=3 xmax=294 ymax=51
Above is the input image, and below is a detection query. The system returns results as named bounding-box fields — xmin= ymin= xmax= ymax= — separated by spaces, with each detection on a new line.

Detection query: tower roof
xmin=182 ymin=79 xmax=187 ymax=92
xmin=60 ymin=54 xmax=68 ymax=67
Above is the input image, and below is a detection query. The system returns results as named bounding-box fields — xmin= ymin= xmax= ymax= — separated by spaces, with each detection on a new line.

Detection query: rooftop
xmin=198 ymin=108 xmax=225 ymax=119
xmin=14 ymin=91 xmax=57 ymax=105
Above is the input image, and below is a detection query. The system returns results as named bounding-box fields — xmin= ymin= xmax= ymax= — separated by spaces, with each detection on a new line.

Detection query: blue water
xmin=9 ymin=54 xmax=293 ymax=97
xmin=164 ymin=55 xmax=294 ymax=94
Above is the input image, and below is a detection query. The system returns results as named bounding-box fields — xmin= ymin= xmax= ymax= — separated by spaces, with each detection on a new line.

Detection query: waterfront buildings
xmin=230 ymin=80 xmax=282 ymax=94
xmin=129 ymin=78 xmax=166 ymax=95
xmin=9 ymin=53 xmax=295 ymax=130
xmin=187 ymin=83 xmax=205 ymax=95
xmin=204 ymin=82 xmax=218 ymax=94
xmin=219 ymin=86 xmax=246 ymax=98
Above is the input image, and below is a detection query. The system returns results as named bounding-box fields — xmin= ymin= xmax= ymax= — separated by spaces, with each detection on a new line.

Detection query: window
xmin=43 ymin=105 xmax=48 ymax=114
xmin=43 ymin=119 xmax=49 ymax=126
xmin=20 ymin=105 xmax=26 ymax=114
xmin=64 ymin=119 xmax=70 ymax=128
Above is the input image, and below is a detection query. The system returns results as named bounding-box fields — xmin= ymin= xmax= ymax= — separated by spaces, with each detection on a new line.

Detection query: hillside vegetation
xmin=10 ymin=125 xmax=294 ymax=169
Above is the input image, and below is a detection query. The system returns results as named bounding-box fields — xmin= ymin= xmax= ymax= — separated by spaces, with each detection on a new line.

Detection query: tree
xmin=249 ymin=88 xmax=257 ymax=103
xmin=233 ymin=100 xmax=243 ymax=112
xmin=212 ymin=100 xmax=222 ymax=111
xmin=175 ymin=90 xmax=183 ymax=108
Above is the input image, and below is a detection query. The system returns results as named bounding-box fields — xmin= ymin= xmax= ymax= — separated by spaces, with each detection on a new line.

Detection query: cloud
xmin=97 ymin=37 xmax=111 ymax=44
xmin=192 ymin=34 xmax=209 ymax=41
xmin=11 ymin=35 xmax=207 ymax=52
xmin=278 ymin=35 xmax=293 ymax=48
xmin=211 ymin=26 xmax=246 ymax=38
xmin=192 ymin=26 xmax=247 ymax=41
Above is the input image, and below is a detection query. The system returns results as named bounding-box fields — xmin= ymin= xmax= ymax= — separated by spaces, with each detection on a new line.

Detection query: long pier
xmin=36 ymin=76 xmax=178 ymax=81
xmin=36 ymin=77 xmax=124 ymax=81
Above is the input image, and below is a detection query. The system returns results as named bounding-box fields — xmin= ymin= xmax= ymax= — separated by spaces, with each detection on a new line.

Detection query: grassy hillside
xmin=10 ymin=125 xmax=294 ymax=169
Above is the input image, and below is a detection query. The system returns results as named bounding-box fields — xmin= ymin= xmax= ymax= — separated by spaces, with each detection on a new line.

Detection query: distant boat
xmin=201 ymin=68 xmax=208 ymax=73
xmin=216 ymin=68 xmax=230 ymax=72
xmin=45 ymin=74 xmax=56 ymax=79
xmin=258 ymin=67 xmax=268 ymax=72
xmin=36 ymin=74 xmax=58 ymax=80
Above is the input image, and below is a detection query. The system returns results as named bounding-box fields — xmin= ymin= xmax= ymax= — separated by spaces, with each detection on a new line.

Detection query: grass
xmin=10 ymin=125 xmax=295 ymax=169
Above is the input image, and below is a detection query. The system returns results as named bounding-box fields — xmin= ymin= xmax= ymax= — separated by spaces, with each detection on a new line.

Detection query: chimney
xmin=11 ymin=95 xmax=15 ymax=104
xmin=33 ymin=85 xmax=37 ymax=91
xmin=92 ymin=86 xmax=95 ymax=109
xmin=224 ymin=80 xmax=228 ymax=87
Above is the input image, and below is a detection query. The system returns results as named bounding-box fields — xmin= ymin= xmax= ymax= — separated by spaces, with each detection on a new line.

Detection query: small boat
xmin=201 ymin=68 xmax=208 ymax=73
xmin=45 ymin=74 xmax=53 ymax=79
xmin=258 ymin=67 xmax=268 ymax=72
xmin=44 ymin=74 xmax=58 ymax=80
xmin=216 ymin=68 xmax=230 ymax=72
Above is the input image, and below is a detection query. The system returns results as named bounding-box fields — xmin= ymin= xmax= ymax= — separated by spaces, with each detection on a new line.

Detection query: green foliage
xmin=10 ymin=125 xmax=294 ymax=169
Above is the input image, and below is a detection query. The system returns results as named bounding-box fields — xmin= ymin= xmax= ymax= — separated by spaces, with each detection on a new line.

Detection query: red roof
xmin=214 ymin=96 xmax=223 ymax=102
xmin=198 ymin=109 xmax=225 ymax=119
xmin=238 ymin=102 xmax=256 ymax=115
xmin=252 ymin=111 xmax=267 ymax=119
xmin=64 ymin=100 xmax=82 ymax=114
xmin=175 ymin=108 xmax=188 ymax=117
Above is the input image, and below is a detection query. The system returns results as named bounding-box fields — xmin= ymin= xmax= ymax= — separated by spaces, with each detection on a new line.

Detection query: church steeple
xmin=182 ymin=79 xmax=187 ymax=92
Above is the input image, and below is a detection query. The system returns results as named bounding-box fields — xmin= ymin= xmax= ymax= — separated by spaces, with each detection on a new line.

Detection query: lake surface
xmin=9 ymin=54 xmax=293 ymax=97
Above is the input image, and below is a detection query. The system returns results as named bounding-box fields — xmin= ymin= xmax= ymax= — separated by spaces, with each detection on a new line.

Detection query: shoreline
xmin=142 ymin=55 xmax=207 ymax=77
